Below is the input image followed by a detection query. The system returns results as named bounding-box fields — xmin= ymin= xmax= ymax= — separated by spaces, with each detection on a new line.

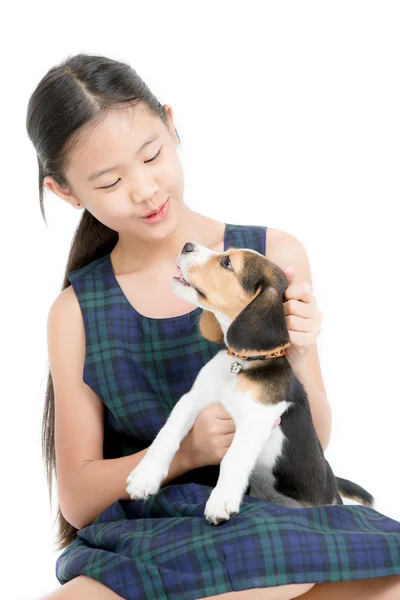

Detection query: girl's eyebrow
xmin=87 ymin=133 xmax=160 ymax=181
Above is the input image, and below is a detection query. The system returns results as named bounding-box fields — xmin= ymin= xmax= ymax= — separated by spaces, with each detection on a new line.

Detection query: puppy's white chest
xmin=194 ymin=350 xmax=290 ymax=423
xmin=194 ymin=350 xmax=242 ymax=395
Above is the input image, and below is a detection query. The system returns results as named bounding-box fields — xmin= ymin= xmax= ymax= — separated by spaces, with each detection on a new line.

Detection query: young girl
xmin=28 ymin=53 xmax=400 ymax=600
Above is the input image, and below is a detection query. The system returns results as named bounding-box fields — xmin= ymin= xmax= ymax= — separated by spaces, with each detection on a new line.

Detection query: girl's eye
xmin=101 ymin=178 xmax=121 ymax=190
xmin=99 ymin=147 xmax=163 ymax=190
xmin=145 ymin=147 xmax=162 ymax=165
xmin=221 ymin=256 xmax=233 ymax=270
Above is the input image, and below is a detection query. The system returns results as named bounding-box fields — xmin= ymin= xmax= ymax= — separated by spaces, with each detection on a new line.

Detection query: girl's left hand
xmin=282 ymin=267 xmax=323 ymax=367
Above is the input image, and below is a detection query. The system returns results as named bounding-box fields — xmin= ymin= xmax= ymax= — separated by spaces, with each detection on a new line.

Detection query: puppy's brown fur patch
xmin=199 ymin=311 xmax=224 ymax=344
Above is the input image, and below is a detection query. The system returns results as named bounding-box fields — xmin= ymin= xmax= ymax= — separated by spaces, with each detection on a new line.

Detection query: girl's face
xmin=44 ymin=103 xmax=185 ymax=241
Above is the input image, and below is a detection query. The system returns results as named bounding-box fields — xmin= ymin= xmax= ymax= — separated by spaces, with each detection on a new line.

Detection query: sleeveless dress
xmin=55 ymin=222 xmax=400 ymax=599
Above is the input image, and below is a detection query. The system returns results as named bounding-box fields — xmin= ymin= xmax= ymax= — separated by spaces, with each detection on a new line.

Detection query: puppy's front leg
xmin=126 ymin=388 xmax=206 ymax=500
xmin=204 ymin=406 xmax=282 ymax=524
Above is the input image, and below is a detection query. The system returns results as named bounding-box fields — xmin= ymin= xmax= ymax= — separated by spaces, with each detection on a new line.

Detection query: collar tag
xmin=230 ymin=360 xmax=243 ymax=374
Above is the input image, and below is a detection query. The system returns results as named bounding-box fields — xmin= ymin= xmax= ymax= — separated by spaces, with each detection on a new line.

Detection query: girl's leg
xmin=294 ymin=574 xmax=400 ymax=599
xmin=40 ymin=574 xmax=400 ymax=599
xmin=197 ymin=583 xmax=315 ymax=599
xmin=198 ymin=575 xmax=400 ymax=600
xmin=40 ymin=579 xmax=314 ymax=600
xmin=40 ymin=575 xmax=125 ymax=599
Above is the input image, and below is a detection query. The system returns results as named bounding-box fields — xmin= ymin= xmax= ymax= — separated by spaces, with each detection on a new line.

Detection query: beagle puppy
xmin=126 ymin=242 xmax=374 ymax=525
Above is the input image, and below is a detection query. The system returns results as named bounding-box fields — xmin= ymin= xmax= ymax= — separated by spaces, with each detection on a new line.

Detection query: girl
xmin=27 ymin=53 xmax=400 ymax=599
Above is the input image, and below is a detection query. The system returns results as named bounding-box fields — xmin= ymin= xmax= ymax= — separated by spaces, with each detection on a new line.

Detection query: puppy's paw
xmin=204 ymin=486 xmax=242 ymax=525
xmin=126 ymin=458 xmax=169 ymax=500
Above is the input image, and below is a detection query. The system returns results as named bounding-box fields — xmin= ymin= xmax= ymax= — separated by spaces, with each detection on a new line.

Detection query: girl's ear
xmin=199 ymin=310 xmax=225 ymax=343
xmin=226 ymin=287 xmax=289 ymax=354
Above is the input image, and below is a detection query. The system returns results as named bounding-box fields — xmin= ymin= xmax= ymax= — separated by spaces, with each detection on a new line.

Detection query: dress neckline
xmin=106 ymin=223 xmax=229 ymax=322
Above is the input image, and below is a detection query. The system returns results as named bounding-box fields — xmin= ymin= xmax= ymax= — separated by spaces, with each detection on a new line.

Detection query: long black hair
xmin=25 ymin=53 xmax=181 ymax=550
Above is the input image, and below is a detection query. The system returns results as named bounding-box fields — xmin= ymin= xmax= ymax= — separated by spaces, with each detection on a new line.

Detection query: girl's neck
xmin=111 ymin=207 xmax=225 ymax=275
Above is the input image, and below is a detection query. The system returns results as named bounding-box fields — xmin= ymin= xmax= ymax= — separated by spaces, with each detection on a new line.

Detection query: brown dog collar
xmin=227 ymin=342 xmax=291 ymax=365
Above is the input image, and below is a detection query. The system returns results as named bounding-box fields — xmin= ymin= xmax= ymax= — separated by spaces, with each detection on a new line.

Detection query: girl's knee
xmin=286 ymin=583 xmax=316 ymax=598
xmin=40 ymin=575 xmax=125 ymax=599
xmin=197 ymin=582 xmax=316 ymax=599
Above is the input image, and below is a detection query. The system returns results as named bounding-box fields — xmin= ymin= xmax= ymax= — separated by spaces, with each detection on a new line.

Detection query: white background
xmin=1 ymin=1 xmax=399 ymax=598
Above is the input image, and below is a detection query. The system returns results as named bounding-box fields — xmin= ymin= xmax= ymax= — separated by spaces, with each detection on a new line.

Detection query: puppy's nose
xmin=182 ymin=242 xmax=195 ymax=254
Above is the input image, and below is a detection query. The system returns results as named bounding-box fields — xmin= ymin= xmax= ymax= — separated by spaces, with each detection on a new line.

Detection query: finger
xmin=283 ymin=299 xmax=314 ymax=318
xmin=218 ymin=421 xmax=236 ymax=434
xmin=222 ymin=432 xmax=236 ymax=446
xmin=285 ymin=283 xmax=313 ymax=303
xmin=215 ymin=407 xmax=234 ymax=419
xmin=287 ymin=330 xmax=315 ymax=348
xmin=285 ymin=314 xmax=313 ymax=332
xmin=205 ymin=403 xmax=231 ymax=419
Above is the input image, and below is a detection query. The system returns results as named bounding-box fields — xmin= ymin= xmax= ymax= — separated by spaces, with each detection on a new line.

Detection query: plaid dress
xmin=56 ymin=222 xmax=400 ymax=599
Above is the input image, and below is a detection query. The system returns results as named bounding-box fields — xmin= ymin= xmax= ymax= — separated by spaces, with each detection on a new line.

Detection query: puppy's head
xmin=171 ymin=242 xmax=290 ymax=354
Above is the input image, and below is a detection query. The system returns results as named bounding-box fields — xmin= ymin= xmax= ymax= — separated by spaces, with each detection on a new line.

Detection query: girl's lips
xmin=144 ymin=203 xmax=164 ymax=217
xmin=141 ymin=198 xmax=170 ymax=223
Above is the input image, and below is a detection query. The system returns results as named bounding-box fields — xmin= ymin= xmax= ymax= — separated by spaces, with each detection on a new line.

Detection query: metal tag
xmin=230 ymin=360 xmax=243 ymax=374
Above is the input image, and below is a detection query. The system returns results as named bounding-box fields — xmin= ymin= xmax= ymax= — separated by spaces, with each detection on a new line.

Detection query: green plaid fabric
xmin=56 ymin=223 xmax=400 ymax=599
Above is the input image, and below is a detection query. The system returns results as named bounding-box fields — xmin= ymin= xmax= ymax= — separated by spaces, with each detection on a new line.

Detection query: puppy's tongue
xmin=174 ymin=265 xmax=191 ymax=286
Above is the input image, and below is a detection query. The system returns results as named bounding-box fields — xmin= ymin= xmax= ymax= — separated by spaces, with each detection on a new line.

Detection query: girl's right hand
xmin=180 ymin=402 xmax=281 ymax=470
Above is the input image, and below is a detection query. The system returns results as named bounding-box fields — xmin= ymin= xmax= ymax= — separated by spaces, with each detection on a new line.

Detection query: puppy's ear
xmin=199 ymin=310 xmax=224 ymax=343
xmin=227 ymin=287 xmax=289 ymax=353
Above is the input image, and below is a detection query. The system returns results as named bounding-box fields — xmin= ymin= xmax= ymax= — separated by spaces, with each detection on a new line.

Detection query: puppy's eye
xmin=221 ymin=256 xmax=233 ymax=270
